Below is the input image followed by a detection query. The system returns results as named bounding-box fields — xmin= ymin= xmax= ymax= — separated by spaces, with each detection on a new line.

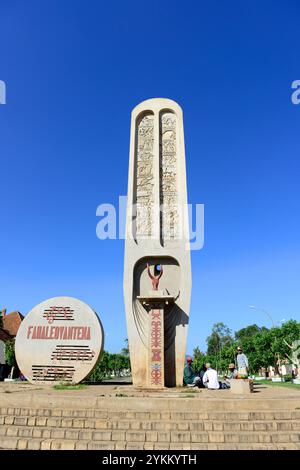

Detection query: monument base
xmin=1 ymin=381 xmax=300 ymax=450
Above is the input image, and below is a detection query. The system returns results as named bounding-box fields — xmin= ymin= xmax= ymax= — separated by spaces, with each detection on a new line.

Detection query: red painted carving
xmin=151 ymin=349 xmax=161 ymax=361
xmin=151 ymin=367 xmax=162 ymax=385
xmin=149 ymin=309 xmax=163 ymax=385
xmin=151 ymin=310 xmax=161 ymax=320
xmin=44 ymin=306 xmax=74 ymax=324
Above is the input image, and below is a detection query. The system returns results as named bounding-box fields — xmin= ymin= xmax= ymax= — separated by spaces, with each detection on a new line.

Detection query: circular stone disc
xmin=15 ymin=296 xmax=104 ymax=384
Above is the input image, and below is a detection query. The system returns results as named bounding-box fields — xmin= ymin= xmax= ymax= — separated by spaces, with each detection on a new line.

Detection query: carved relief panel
xmin=135 ymin=114 xmax=154 ymax=237
xmin=160 ymin=112 xmax=178 ymax=239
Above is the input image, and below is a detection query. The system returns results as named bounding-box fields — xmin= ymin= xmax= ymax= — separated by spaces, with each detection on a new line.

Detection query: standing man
xmin=183 ymin=357 xmax=201 ymax=387
xmin=202 ymin=363 xmax=220 ymax=390
xmin=236 ymin=346 xmax=249 ymax=378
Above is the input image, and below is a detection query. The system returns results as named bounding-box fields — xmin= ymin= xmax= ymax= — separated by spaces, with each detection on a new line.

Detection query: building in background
xmin=0 ymin=309 xmax=24 ymax=380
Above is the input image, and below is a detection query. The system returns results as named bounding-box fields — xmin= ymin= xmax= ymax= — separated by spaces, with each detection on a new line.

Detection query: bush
xmin=86 ymin=349 xmax=131 ymax=382
xmin=5 ymin=339 xmax=16 ymax=367
xmin=282 ymin=374 xmax=293 ymax=382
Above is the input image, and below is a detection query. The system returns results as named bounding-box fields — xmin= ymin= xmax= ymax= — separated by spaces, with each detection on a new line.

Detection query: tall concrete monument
xmin=124 ymin=98 xmax=191 ymax=388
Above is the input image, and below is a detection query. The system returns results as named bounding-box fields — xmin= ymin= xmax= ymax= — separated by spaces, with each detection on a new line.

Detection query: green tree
xmin=193 ymin=319 xmax=300 ymax=376
xmin=88 ymin=350 xmax=110 ymax=382
xmin=218 ymin=343 xmax=237 ymax=373
xmin=87 ymin=344 xmax=131 ymax=382
xmin=206 ymin=322 xmax=233 ymax=371
xmin=192 ymin=347 xmax=206 ymax=372
xmin=121 ymin=339 xmax=130 ymax=357
xmin=206 ymin=322 xmax=233 ymax=356
xmin=235 ymin=324 xmax=268 ymax=343
xmin=267 ymin=320 xmax=300 ymax=371
xmin=5 ymin=339 xmax=16 ymax=379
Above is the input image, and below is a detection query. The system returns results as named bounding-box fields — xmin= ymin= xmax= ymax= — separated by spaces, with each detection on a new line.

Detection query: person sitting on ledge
xmin=183 ymin=357 xmax=201 ymax=387
xmin=202 ymin=363 xmax=220 ymax=390
xmin=224 ymin=363 xmax=238 ymax=387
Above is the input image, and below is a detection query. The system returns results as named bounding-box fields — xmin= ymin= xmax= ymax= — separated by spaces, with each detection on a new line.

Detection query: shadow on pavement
xmin=84 ymin=379 xmax=133 ymax=386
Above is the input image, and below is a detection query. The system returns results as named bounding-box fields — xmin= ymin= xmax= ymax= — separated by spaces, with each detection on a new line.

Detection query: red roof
xmin=2 ymin=311 xmax=24 ymax=337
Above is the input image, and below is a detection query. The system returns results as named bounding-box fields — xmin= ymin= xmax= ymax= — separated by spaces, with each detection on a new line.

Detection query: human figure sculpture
xmin=147 ymin=263 xmax=163 ymax=291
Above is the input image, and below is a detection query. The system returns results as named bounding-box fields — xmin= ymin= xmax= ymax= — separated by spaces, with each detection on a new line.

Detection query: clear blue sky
xmin=1 ymin=1 xmax=299 ymax=353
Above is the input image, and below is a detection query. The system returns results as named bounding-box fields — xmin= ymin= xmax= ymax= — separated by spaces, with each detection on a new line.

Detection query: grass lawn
xmin=254 ymin=379 xmax=300 ymax=389
xmin=53 ymin=383 xmax=87 ymax=390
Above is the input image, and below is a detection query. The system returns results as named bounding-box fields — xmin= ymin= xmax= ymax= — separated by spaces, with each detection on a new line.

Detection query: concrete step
xmin=1 ymin=407 xmax=300 ymax=421
xmin=0 ymin=435 xmax=299 ymax=451
xmin=0 ymin=424 xmax=300 ymax=445
xmin=1 ymin=406 xmax=299 ymax=450
xmin=1 ymin=416 xmax=300 ymax=431
xmin=2 ymin=393 xmax=300 ymax=412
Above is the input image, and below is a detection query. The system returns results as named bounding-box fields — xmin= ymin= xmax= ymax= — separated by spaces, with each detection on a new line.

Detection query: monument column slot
xmin=158 ymin=111 xmax=163 ymax=246
xmin=153 ymin=110 xmax=160 ymax=242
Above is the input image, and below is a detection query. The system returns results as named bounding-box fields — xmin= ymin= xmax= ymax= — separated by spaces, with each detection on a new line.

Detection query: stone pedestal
xmin=230 ymin=379 xmax=254 ymax=394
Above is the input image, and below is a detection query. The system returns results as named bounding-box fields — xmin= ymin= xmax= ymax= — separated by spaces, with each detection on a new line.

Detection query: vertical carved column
xmin=149 ymin=307 xmax=164 ymax=388
xmin=160 ymin=112 xmax=179 ymax=240
xmin=136 ymin=114 xmax=154 ymax=238
xmin=153 ymin=111 xmax=161 ymax=241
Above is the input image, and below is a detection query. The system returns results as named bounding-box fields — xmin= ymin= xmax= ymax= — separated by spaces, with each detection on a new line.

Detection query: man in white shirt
xmin=202 ymin=363 xmax=220 ymax=390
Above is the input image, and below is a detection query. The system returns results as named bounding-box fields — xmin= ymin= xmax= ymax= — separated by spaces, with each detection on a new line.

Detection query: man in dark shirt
xmin=183 ymin=357 xmax=201 ymax=387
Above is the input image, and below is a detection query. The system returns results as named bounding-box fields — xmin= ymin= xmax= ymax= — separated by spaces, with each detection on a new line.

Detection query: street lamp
xmin=249 ymin=305 xmax=276 ymax=327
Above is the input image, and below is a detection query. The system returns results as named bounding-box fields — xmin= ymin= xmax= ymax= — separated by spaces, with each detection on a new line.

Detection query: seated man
xmin=183 ymin=357 xmax=201 ymax=387
xmin=224 ymin=363 xmax=238 ymax=387
xmin=198 ymin=367 xmax=206 ymax=388
xmin=202 ymin=363 xmax=220 ymax=390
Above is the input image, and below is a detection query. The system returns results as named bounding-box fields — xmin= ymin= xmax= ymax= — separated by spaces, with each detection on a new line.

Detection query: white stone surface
xmin=15 ymin=297 xmax=104 ymax=384
xmin=124 ymin=98 xmax=192 ymax=387
xmin=230 ymin=379 xmax=254 ymax=394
